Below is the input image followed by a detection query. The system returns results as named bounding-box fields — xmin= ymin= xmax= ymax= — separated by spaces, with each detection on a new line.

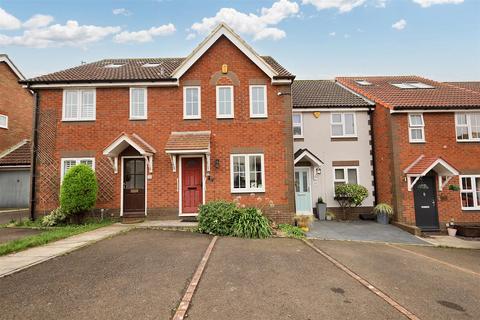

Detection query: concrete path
xmin=0 ymin=228 xmax=41 ymax=245
xmin=135 ymin=219 xmax=198 ymax=230
xmin=308 ymin=220 xmax=429 ymax=245
xmin=422 ymin=235 xmax=480 ymax=249
xmin=0 ymin=209 xmax=29 ymax=225
xmin=0 ymin=224 xmax=130 ymax=277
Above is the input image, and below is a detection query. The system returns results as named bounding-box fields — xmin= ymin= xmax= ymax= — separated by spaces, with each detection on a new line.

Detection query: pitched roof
xmin=445 ymin=82 xmax=480 ymax=94
xmin=292 ymin=80 xmax=371 ymax=108
xmin=403 ymin=155 xmax=458 ymax=176
xmin=0 ymin=54 xmax=25 ymax=80
xmin=165 ymin=131 xmax=211 ymax=152
xmin=336 ymin=76 xmax=480 ymax=110
xmin=103 ymin=132 xmax=156 ymax=157
xmin=0 ymin=140 xmax=31 ymax=166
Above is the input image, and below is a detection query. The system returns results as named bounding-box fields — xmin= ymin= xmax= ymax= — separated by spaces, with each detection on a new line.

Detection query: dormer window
xmin=104 ymin=63 xmax=123 ymax=68
xmin=391 ymin=82 xmax=434 ymax=89
xmin=355 ymin=80 xmax=372 ymax=86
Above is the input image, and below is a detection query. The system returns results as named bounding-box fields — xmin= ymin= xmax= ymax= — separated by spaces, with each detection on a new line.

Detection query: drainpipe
xmin=29 ymin=88 xmax=39 ymax=221
xmin=368 ymin=107 xmax=378 ymax=206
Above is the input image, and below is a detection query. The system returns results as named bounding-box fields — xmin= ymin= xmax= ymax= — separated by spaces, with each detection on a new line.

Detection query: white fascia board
xmin=0 ymin=55 xmax=25 ymax=80
xmin=103 ymin=136 xmax=149 ymax=156
xmin=292 ymin=108 xmax=371 ymax=112
xmin=171 ymin=23 xmax=277 ymax=80
xmin=27 ymin=80 xmax=179 ymax=89
xmin=390 ymin=108 xmax=480 ymax=113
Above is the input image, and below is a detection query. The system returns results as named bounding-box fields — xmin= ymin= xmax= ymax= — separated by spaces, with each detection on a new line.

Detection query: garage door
xmin=0 ymin=170 xmax=30 ymax=208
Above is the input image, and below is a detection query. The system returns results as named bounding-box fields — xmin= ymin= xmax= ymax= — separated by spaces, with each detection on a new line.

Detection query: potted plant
xmin=325 ymin=211 xmax=335 ymax=221
xmin=294 ymin=215 xmax=313 ymax=232
xmin=446 ymin=218 xmax=457 ymax=237
xmin=373 ymin=203 xmax=393 ymax=225
xmin=316 ymin=197 xmax=327 ymax=220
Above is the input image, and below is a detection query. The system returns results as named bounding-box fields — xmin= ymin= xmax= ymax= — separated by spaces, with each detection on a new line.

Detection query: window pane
xmin=462 ymin=192 xmax=474 ymax=208
xmin=251 ymin=87 xmax=265 ymax=115
xmin=135 ymin=175 xmax=145 ymax=189
xmin=332 ymin=124 xmax=343 ymax=136
xmin=334 ymin=181 xmax=344 ymax=188
xmin=295 ymin=171 xmax=300 ymax=192
xmin=131 ymin=89 xmax=145 ymax=118
xmin=186 ymin=88 xmax=199 ymax=116
xmin=302 ymin=171 xmax=308 ymax=192
xmin=293 ymin=125 xmax=302 ymax=136
xmin=345 ymin=114 xmax=355 ymax=135
xmin=65 ymin=91 xmax=78 ymax=119
xmin=471 ymin=114 xmax=480 ymax=139
xmin=411 ymin=128 xmax=423 ymax=140
xmin=63 ymin=160 xmax=76 ymax=176
xmin=0 ymin=115 xmax=7 ymax=127
xmin=347 ymin=169 xmax=358 ymax=184
xmin=79 ymin=159 xmax=93 ymax=168
xmin=462 ymin=177 xmax=472 ymax=190
xmin=335 ymin=169 xmax=344 ymax=180
xmin=409 ymin=114 xmax=423 ymax=126
xmin=476 ymin=178 xmax=480 ymax=207
xmin=332 ymin=114 xmax=342 ymax=123
xmin=292 ymin=114 xmax=301 ymax=124
xmin=233 ymin=156 xmax=246 ymax=189
xmin=218 ymin=87 xmax=232 ymax=116
xmin=456 ymin=127 xmax=469 ymax=140
xmin=456 ymin=114 xmax=467 ymax=125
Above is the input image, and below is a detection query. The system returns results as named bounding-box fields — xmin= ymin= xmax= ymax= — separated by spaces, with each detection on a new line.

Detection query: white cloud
xmin=23 ymin=14 xmax=54 ymax=29
xmin=329 ymin=31 xmax=336 ymax=36
xmin=0 ymin=7 xmax=21 ymax=29
xmin=113 ymin=8 xmax=132 ymax=16
xmin=392 ymin=19 xmax=407 ymax=30
xmin=189 ymin=0 xmax=299 ymax=41
xmin=375 ymin=0 xmax=388 ymax=8
xmin=412 ymin=0 xmax=463 ymax=7
xmin=114 ymin=23 xmax=175 ymax=43
xmin=0 ymin=20 xmax=121 ymax=48
xmin=302 ymin=0 xmax=367 ymax=13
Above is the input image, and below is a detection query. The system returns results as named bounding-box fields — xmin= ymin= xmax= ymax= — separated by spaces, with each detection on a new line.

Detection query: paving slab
xmin=0 ymin=230 xmax=212 ymax=320
xmin=422 ymin=235 xmax=480 ymax=249
xmin=187 ymin=237 xmax=404 ymax=320
xmin=0 ymin=228 xmax=41 ymax=244
xmin=308 ymin=220 xmax=429 ymax=245
xmin=312 ymin=240 xmax=480 ymax=320
xmin=0 ymin=209 xmax=29 ymax=224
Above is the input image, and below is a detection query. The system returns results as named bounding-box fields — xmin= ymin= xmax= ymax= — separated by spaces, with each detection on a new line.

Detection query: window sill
xmin=250 ymin=115 xmax=268 ymax=119
xmin=461 ymin=207 xmax=480 ymax=212
xmin=231 ymin=189 xmax=266 ymax=194
xmin=129 ymin=118 xmax=148 ymax=121
xmin=62 ymin=119 xmax=96 ymax=122
xmin=294 ymin=136 xmax=304 ymax=140
xmin=217 ymin=116 xmax=234 ymax=120
xmin=331 ymin=137 xmax=358 ymax=142
xmin=183 ymin=117 xmax=201 ymax=120
xmin=456 ymin=140 xmax=480 ymax=143
xmin=0 ymin=127 xmax=7 ymax=130
xmin=409 ymin=141 xmax=426 ymax=144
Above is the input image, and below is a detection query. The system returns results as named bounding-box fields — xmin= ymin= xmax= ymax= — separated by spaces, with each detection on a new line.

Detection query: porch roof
xmin=103 ymin=132 xmax=156 ymax=157
xmin=403 ymin=155 xmax=459 ymax=177
xmin=165 ymin=131 xmax=211 ymax=154
xmin=294 ymin=148 xmax=323 ymax=167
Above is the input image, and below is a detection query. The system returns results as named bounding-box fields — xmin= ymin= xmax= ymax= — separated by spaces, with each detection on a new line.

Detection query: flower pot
xmin=316 ymin=203 xmax=327 ymax=220
xmin=447 ymin=228 xmax=457 ymax=237
xmin=326 ymin=216 xmax=332 ymax=221
xmin=376 ymin=212 xmax=389 ymax=225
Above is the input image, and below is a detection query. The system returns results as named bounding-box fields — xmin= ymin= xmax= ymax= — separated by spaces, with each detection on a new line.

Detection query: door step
xmin=122 ymin=213 xmax=146 ymax=224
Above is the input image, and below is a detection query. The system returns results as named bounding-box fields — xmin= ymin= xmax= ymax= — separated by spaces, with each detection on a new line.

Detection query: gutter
xmin=29 ymin=88 xmax=40 ymax=221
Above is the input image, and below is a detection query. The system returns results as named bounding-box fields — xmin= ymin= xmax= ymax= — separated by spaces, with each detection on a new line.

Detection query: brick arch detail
xmin=209 ymin=71 xmax=240 ymax=86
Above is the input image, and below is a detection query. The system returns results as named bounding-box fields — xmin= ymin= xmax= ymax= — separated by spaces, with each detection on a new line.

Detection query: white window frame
xmin=129 ymin=87 xmax=148 ymax=120
xmin=0 ymin=114 xmax=8 ymax=129
xmin=249 ymin=85 xmax=267 ymax=118
xmin=62 ymin=89 xmax=96 ymax=121
xmin=183 ymin=86 xmax=201 ymax=120
xmin=408 ymin=113 xmax=425 ymax=143
xmin=292 ymin=113 xmax=303 ymax=138
xmin=60 ymin=157 xmax=95 ymax=182
xmin=330 ymin=112 xmax=357 ymax=138
xmin=230 ymin=154 xmax=265 ymax=193
xmin=333 ymin=167 xmax=360 ymax=191
xmin=216 ymin=85 xmax=234 ymax=119
xmin=456 ymin=113 xmax=480 ymax=142
xmin=460 ymin=175 xmax=480 ymax=210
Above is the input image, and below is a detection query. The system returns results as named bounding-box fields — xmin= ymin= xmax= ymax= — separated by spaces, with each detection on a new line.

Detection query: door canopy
xmin=403 ymin=155 xmax=459 ymax=191
xmin=103 ymin=132 xmax=156 ymax=173
xmin=165 ymin=131 xmax=211 ymax=174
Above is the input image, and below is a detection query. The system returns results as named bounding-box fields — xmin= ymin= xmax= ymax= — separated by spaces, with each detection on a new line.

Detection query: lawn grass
xmin=0 ymin=220 xmax=113 ymax=256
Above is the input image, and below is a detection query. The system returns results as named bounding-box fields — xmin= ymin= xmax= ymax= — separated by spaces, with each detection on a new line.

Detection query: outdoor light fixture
xmin=215 ymin=159 xmax=220 ymax=169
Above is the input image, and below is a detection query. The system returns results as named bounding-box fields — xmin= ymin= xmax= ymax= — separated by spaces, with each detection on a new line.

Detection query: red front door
xmin=182 ymin=158 xmax=203 ymax=214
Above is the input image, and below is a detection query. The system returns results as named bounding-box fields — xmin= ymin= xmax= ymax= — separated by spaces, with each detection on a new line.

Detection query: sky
xmin=0 ymin=0 xmax=479 ymax=81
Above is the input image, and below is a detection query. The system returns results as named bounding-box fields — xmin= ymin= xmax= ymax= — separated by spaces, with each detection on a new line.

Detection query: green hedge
xmin=60 ymin=164 xmax=98 ymax=215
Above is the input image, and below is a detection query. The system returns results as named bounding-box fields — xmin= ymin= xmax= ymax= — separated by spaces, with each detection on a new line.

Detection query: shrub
xmin=197 ymin=201 xmax=240 ymax=236
xmin=233 ymin=208 xmax=272 ymax=239
xmin=334 ymin=184 xmax=368 ymax=219
xmin=373 ymin=203 xmax=394 ymax=217
xmin=41 ymin=207 xmax=69 ymax=227
xmin=278 ymin=224 xmax=305 ymax=239
xmin=60 ymin=164 xmax=98 ymax=216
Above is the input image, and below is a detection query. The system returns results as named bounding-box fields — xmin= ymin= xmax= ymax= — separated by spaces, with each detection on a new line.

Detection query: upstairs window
xmin=0 ymin=115 xmax=7 ymax=129
xmin=333 ymin=167 xmax=358 ymax=189
xmin=130 ymin=88 xmax=147 ymax=120
xmin=460 ymin=176 xmax=480 ymax=210
xmin=216 ymin=86 xmax=234 ymax=118
xmin=331 ymin=113 xmax=356 ymax=137
xmin=408 ymin=113 xmax=425 ymax=143
xmin=183 ymin=86 xmax=201 ymax=119
xmin=63 ymin=89 xmax=96 ymax=121
xmin=456 ymin=113 xmax=480 ymax=142
xmin=292 ymin=113 xmax=303 ymax=138
xmin=61 ymin=158 xmax=95 ymax=181
xmin=249 ymin=85 xmax=267 ymax=118
xmin=231 ymin=154 xmax=265 ymax=193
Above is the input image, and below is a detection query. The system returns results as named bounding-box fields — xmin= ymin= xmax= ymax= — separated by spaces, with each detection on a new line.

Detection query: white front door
xmin=295 ymin=167 xmax=312 ymax=214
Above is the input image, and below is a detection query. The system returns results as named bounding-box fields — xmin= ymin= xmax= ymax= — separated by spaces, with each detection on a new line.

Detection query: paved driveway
xmin=0 ymin=228 xmax=41 ymax=245
xmin=308 ymin=220 xmax=428 ymax=245
xmin=1 ymin=229 xmax=479 ymax=320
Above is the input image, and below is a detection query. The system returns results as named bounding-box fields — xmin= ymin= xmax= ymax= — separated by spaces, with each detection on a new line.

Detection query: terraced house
xmin=337 ymin=76 xmax=480 ymax=231
xmin=22 ymin=24 xmax=296 ymax=223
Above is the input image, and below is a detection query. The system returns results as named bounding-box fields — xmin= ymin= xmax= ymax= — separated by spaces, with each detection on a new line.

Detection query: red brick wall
xmin=0 ymin=62 xmax=33 ymax=152
xmin=34 ymin=36 xmax=295 ymax=223
xmin=374 ymin=107 xmax=480 ymax=226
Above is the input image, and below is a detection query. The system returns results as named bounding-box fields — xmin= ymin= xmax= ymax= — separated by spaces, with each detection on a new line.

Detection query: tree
xmin=334 ymin=184 xmax=368 ymax=220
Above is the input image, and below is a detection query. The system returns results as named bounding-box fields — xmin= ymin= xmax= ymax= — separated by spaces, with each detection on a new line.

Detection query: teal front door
xmin=295 ymin=168 xmax=312 ymax=214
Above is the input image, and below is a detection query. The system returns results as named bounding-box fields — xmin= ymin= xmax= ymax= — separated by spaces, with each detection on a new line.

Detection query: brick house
xmin=337 ymin=76 xmax=480 ymax=231
xmin=22 ymin=24 xmax=296 ymax=222
xmin=0 ymin=54 xmax=33 ymax=208
xmin=291 ymin=80 xmax=375 ymax=218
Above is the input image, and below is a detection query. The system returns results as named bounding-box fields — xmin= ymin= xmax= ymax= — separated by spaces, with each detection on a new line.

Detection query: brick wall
xmin=0 ymin=62 xmax=33 ymax=152
xmin=34 ymin=36 xmax=295 ymax=223
xmin=374 ymin=107 xmax=480 ymax=226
